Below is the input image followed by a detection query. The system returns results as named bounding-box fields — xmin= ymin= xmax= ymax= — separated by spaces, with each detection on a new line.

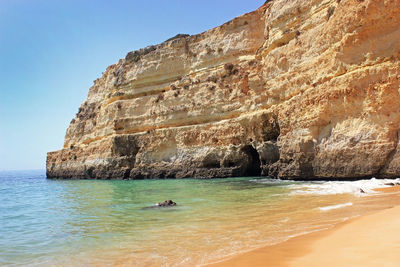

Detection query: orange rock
xmin=47 ymin=0 xmax=400 ymax=180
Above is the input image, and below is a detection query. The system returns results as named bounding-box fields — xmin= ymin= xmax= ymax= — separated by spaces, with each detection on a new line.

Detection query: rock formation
xmin=157 ymin=200 xmax=177 ymax=207
xmin=47 ymin=0 xmax=400 ymax=180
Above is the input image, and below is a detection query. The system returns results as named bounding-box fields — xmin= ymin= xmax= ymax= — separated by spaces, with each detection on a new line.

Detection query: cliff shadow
xmin=241 ymin=145 xmax=262 ymax=176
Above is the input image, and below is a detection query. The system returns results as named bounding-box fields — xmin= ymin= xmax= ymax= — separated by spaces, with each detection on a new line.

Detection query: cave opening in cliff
xmin=241 ymin=145 xmax=261 ymax=176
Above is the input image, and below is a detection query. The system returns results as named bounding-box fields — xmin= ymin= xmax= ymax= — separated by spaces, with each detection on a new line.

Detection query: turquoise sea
xmin=1 ymin=170 xmax=399 ymax=266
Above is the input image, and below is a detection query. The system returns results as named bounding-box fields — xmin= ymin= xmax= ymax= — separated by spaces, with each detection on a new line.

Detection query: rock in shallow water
xmin=157 ymin=200 xmax=177 ymax=207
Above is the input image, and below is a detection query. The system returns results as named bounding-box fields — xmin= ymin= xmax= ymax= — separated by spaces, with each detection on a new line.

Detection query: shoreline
xmin=206 ymin=186 xmax=400 ymax=267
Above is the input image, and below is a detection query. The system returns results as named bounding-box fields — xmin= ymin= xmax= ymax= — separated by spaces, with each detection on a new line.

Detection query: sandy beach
xmin=208 ymin=186 xmax=400 ymax=267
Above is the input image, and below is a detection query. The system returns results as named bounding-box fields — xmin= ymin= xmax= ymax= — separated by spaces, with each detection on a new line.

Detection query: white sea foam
xmin=289 ymin=178 xmax=400 ymax=196
xmin=319 ymin=202 xmax=353 ymax=211
xmin=249 ymin=178 xmax=296 ymax=184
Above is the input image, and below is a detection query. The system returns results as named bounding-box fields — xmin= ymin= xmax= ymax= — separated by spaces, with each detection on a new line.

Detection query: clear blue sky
xmin=0 ymin=0 xmax=263 ymax=171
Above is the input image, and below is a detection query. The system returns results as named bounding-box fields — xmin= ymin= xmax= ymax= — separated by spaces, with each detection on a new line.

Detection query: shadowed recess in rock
xmin=241 ymin=145 xmax=262 ymax=176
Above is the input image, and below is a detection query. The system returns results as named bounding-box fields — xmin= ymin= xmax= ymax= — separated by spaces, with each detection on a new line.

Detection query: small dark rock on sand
xmin=384 ymin=182 xmax=400 ymax=186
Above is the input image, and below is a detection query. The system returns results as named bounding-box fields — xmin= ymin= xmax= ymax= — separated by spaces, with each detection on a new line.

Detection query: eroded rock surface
xmin=47 ymin=0 xmax=400 ymax=179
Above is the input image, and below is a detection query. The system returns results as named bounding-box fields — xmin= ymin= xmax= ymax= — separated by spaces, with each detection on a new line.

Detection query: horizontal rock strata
xmin=47 ymin=0 xmax=400 ymax=179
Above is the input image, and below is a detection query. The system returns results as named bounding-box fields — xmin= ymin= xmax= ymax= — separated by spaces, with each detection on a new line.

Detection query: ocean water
xmin=1 ymin=170 xmax=399 ymax=266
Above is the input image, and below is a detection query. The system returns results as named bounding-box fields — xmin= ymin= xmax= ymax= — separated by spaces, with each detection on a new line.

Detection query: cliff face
xmin=47 ymin=0 xmax=400 ymax=179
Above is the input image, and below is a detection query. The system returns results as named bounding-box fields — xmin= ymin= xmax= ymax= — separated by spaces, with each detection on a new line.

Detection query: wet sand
xmin=207 ymin=186 xmax=400 ymax=267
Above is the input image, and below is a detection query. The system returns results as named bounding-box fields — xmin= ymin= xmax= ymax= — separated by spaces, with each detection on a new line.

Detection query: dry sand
xmin=207 ymin=186 xmax=400 ymax=267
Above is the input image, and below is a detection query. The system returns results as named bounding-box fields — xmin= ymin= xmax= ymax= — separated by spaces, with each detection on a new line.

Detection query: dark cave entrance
xmin=241 ymin=145 xmax=262 ymax=176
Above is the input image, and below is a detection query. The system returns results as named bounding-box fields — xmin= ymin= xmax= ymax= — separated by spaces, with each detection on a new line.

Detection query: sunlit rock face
xmin=47 ymin=0 xmax=400 ymax=179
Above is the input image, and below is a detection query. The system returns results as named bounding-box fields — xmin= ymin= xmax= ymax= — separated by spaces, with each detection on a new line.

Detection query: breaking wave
xmin=289 ymin=178 xmax=400 ymax=196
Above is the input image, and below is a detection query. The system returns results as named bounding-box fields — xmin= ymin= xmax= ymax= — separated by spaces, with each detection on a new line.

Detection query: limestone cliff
xmin=47 ymin=0 xmax=400 ymax=179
